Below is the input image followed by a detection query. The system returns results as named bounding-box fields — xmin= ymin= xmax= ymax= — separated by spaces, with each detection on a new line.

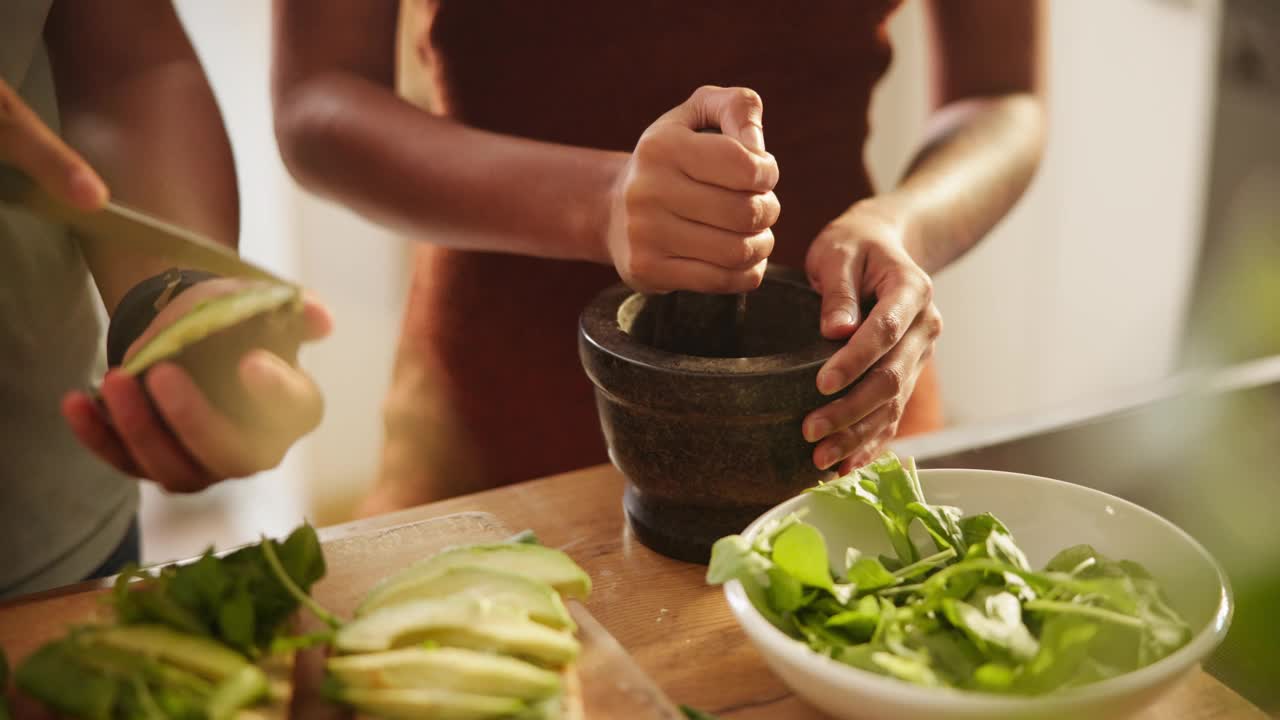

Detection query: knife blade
xmin=0 ymin=163 xmax=292 ymax=286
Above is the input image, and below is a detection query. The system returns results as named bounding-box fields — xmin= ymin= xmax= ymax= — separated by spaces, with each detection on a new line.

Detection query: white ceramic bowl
xmin=724 ymin=468 xmax=1233 ymax=720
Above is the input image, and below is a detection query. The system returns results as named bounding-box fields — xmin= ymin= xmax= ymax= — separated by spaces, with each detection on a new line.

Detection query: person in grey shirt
xmin=0 ymin=0 xmax=331 ymax=598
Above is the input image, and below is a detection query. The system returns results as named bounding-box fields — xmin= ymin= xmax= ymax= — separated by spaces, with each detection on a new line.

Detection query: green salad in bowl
xmin=708 ymin=453 xmax=1232 ymax=720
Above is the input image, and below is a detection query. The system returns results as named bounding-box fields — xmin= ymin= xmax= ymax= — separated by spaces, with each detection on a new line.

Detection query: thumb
xmin=671 ymin=85 xmax=767 ymax=155
xmin=0 ymin=78 xmax=108 ymax=210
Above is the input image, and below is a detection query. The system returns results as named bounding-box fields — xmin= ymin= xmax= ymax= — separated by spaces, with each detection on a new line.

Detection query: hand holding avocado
xmin=61 ymin=277 xmax=333 ymax=493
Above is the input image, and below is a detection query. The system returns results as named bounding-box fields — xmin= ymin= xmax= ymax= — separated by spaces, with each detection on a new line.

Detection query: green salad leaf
xmin=15 ymin=524 xmax=330 ymax=719
xmin=113 ymin=524 xmax=327 ymax=657
xmin=707 ymin=451 xmax=1193 ymax=695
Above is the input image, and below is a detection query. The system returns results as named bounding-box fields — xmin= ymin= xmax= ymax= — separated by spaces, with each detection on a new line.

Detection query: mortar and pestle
xmin=578 ymin=265 xmax=845 ymax=563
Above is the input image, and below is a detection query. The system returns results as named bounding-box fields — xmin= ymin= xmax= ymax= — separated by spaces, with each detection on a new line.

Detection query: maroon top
xmin=392 ymin=0 xmax=941 ymax=489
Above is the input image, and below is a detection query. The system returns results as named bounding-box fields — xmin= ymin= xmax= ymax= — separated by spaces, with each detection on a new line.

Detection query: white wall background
xmin=869 ymin=0 xmax=1220 ymax=423
xmin=143 ymin=0 xmax=1221 ymax=561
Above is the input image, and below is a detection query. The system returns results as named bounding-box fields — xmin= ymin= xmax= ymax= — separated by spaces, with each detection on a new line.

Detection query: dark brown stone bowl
xmin=578 ymin=265 xmax=844 ymax=563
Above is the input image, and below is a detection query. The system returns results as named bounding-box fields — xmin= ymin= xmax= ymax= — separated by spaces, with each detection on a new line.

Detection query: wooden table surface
xmin=0 ymin=464 xmax=1269 ymax=719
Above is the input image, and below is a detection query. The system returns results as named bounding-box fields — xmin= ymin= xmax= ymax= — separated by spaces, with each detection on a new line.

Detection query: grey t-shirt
xmin=0 ymin=0 xmax=140 ymax=598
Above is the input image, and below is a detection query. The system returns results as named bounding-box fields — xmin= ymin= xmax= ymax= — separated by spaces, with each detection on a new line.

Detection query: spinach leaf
xmin=943 ymin=592 xmax=1039 ymax=663
xmin=825 ymin=595 xmax=882 ymax=641
xmin=111 ymin=524 xmax=327 ymax=656
xmin=679 ymin=706 xmax=722 ymax=720
xmin=15 ymin=640 xmax=121 ymax=720
xmin=770 ymin=522 xmax=834 ymax=591
xmin=765 ymin=566 xmax=806 ymax=614
xmin=1014 ymin=615 xmax=1101 ymax=693
xmin=845 ymin=556 xmax=898 ymax=593
xmin=810 ymin=454 xmax=921 ymax=563
xmin=707 ymin=535 xmax=786 ymax=628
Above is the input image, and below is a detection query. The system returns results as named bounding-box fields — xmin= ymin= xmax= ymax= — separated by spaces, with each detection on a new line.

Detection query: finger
xmin=643 ymin=256 xmax=768 ymax=295
xmin=99 ymin=370 xmax=215 ymax=493
xmin=239 ymin=349 xmax=325 ymax=436
xmin=803 ymin=317 xmax=933 ymax=442
xmin=816 ymin=278 xmax=929 ymax=396
xmin=812 ymin=249 xmax=864 ymax=341
xmin=645 ymin=166 xmax=780 ymax=235
xmin=639 ymin=209 xmax=773 ymax=271
xmin=813 ymin=404 xmax=896 ymax=471
xmin=301 ymin=291 xmax=334 ymax=341
xmin=0 ymin=78 xmax=107 ymax=209
xmin=61 ymin=391 xmax=142 ymax=476
xmin=667 ymin=84 xmax=767 ymax=154
xmin=145 ymin=363 xmax=269 ymax=479
xmin=655 ymin=129 xmax=779 ymax=193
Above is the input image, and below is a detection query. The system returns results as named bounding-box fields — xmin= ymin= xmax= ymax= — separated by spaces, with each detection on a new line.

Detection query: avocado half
xmin=112 ymin=283 xmax=307 ymax=424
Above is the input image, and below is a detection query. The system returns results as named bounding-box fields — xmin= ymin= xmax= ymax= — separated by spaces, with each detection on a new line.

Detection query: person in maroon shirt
xmin=271 ymin=1 xmax=1046 ymax=516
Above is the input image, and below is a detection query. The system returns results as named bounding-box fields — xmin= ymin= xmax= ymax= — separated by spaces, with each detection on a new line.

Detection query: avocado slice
xmin=356 ymin=566 xmax=574 ymax=630
xmin=360 ymin=544 xmax=591 ymax=616
xmin=327 ymin=647 xmax=559 ymax=699
xmin=334 ymin=687 xmax=526 ymax=720
xmin=335 ymin=597 xmax=580 ymax=668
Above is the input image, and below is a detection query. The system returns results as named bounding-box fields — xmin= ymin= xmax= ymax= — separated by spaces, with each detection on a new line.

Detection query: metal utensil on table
xmin=0 ymin=163 xmax=291 ymax=285
xmin=649 ymin=128 xmax=751 ymax=357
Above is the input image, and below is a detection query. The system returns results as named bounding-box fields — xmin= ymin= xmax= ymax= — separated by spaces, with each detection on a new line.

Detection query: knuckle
xmin=734 ymin=86 xmax=763 ymax=110
xmin=742 ymin=263 xmax=767 ymax=290
xmin=884 ymin=396 xmax=906 ymax=420
xmin=693 ymin=84 xmax=724 ymax=99
xmin=870 ymin=365 xmax=905 ymax=396
xmin=925 ymin=306 xmax=944 ymax=338
xmin=742 ymin=193 xmax=776 ymax=233
xmin=874 ymin=313 xmax=904 ymax=346
xmin=633 ymin=128 xmax=672 ymax=164
xmin=917 ymin=272 xmax=935 ymax=302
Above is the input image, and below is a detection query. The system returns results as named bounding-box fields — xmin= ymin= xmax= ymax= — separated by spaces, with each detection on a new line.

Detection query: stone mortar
xmin=578 ymin=265 xmax=845 ymax=563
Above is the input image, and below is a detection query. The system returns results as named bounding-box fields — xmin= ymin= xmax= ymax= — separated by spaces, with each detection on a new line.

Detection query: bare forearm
xmin=275 ymin=73 xmax=622 ymax=264
xmin=879 ymin=93 xmax=1046 ymax=276
xmin=45 ymin=1 xmax=238 ymax=313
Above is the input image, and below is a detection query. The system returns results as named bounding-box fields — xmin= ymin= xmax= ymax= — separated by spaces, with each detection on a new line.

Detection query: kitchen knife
xmin=0 ymin=163 xmax=292 ymax=286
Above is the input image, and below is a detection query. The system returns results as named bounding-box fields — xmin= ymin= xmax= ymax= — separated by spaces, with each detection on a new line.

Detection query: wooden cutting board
xmin=1 ymin=511 xmax=683 ymax=720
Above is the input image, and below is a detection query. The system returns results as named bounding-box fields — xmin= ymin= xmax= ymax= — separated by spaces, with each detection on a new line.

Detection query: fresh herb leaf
xmin=679 ymin=705 xmax=722 ymax=720
xmin=943 ymin=592 xmax=1039 ymax=663
xmin=770 ymin=522 xmax=834 ymax=591
xmin=111 ymin=524 xmax=328 ymax=656
xmin=845 ymin=556 xmax=898 ymax=592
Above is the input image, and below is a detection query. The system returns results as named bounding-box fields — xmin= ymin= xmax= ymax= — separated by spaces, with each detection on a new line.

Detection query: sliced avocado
xmin=335 ymin=597 xmax=579 ymax=668
xmin=356 ymin=566 xmax=574 ymax=630
xmin=360 ymin=544 xmax=591 ymax=616
xmin=327 ymin=647 xmax=559 ymax=699
xmin=335 ymin=687 xmax=526 ymax=720
xmin=87 ymin=624 xmax=253 ymax=681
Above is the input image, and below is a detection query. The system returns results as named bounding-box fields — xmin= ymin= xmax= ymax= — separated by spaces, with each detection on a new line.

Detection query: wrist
xmin=844 ymin=193 xmax=929 ymax=269
xmin=581 ymin=151 xmax=630 ymax=266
